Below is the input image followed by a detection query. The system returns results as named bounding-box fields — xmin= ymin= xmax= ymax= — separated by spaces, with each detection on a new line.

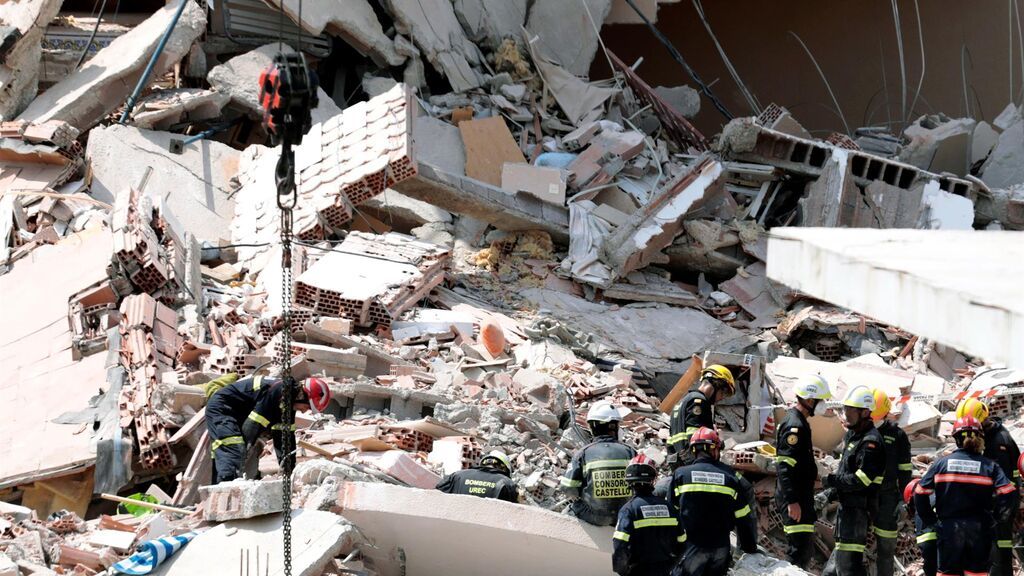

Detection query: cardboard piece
xmin=460 ymin=116 xmax=525 ymax=186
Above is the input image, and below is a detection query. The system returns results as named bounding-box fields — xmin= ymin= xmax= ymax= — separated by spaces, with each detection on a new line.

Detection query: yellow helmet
xmin=955 ymin=398 xmax=989 ymax=423
xmin=870 ymin=389 xmax=892 ymax=421
xmin=841 ymin=385 xmax=875 ymax=410
xmin=701 ymin=364 xmax=736 ymax=396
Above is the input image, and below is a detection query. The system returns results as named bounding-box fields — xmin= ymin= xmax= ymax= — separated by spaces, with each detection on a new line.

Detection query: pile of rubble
xmin=2 ymin=1 xmax=1023 ymax=575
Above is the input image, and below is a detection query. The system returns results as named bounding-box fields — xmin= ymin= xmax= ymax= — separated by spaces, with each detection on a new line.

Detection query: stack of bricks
xmin=381 ymin=427 xmax=434 ymax=454
xmin=111 ymin=189 xmax=181 ymax=298
xmin=294 ymin=232 xmax=450 ymax=329
xmin=295 ymin=84 xmax=417 ymax=232
xmin=202 ymin=326 xmax=257 ymax=376
xmin=118 ymin=293 xmax=181 ymax=471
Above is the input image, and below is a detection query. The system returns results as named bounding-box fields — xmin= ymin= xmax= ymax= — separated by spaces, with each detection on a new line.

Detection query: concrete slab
xmin=149 ymin=510 xmax=354 ymax=576
xmin=767 ymin=228 xmax=1024 ymax=368
xmin=526 ymin=0 xmax=612 ymax=77
xmin=452 ymin=0 xmax=528 ymax=49
xmin=0 ymin=229 xmax=112 ymax=487
xmin=385 ymin=0 xmax=484 ymax=93
xmin=17 ymin=1 xmax=206 ymax=131
xmin=86 ymin=124 xmax=238 ymax=243
xmin=263 ymin=0 xmax=405 ymax=67
xmin=0 ymin=0 xmax=63 ymax=119
xmin=337 ymin=481 xmax=615 ymax=576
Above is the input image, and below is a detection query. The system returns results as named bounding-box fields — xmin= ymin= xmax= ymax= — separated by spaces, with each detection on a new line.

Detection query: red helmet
xmin=303 ymin=377 xmax=331 ymax=412
xmin=903 ymin=478 xmax=920 ymax=505
xmin=952 ymin=415 xmax=982 ymax=437
xmin=625 ymin=454 xmax=657 ymax=484
xmin=1018 ymin=452 xmax=1024 ymax=480
xmin=689 ymin=427 xmax=722 ymax=449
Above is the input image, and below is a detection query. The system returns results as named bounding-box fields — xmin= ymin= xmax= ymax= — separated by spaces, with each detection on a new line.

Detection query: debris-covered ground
xmin=1 ymin=1 xmax=1023 ymax=575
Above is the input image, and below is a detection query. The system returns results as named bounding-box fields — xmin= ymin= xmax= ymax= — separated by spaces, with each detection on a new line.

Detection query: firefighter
xmin=668 ymin=365 xmax=735 ymax=468
xmin=613 ymin=454 xmax=683 ymax=576
xmin=956 ymin=397 xmax=1022 ymax=576
xmin=206 ymin=374 xmax=331 ymax=484
xmin=775 ymin=374 xmax=831 ymax=569
xmin=669 ymin=427 xmax=758 ymax=576
xmin=870 ymin=388 xmax=912 ymax=576
xmin=436 ymin=450 xmax=518 ymax=502
xmin=904 ymin=478 xmax=936 ymax=576
xmin=914 ymin=416 xmax=1018 ymax=576
xmin=560 ymin=401 xmax=637 ymax=526
xmin=819 ymin=385 xmax=886 ymax=576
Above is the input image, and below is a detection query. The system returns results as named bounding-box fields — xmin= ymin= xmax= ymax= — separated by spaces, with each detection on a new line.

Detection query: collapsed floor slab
xmin=337 ymin=481 xmax=615 ymax=576
xmin=767 ymin=228 xmax=1024 ymax=368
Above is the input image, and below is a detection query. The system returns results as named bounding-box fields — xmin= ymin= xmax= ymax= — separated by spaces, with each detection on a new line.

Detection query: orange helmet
xmin=903 ymin=478 xmax=920 ymax=505
xmin=303 ymin=377 xmax=331 ymax=412
xmin=689 ymin=427 xmax=722 ymax=450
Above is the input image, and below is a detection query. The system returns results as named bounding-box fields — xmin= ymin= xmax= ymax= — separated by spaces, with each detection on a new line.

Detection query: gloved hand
xmin=813 ymin=489 xmax=833 ymax=511
xmin=896 ymin=502 xmax=908 ymax=520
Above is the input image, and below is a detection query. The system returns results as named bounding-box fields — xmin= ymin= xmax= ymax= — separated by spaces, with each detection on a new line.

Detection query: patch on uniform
xmin=948 ymin=459 xmax=982 ymax=474
xmin=591 ymin=469 xmax=630 ymax=499
xmin=866 ymin=443 xmax=877 ymax=449
xmin=693 ymin=406 xmax=702 ymax=415
xmin=691 ymin=471 xmax=726 ymax=485
xmin=786 ymin=434 xmax=798 ymax=445
xmin=694 ymin=399 xmax=702 ymax=403
xmin=790 ymin=427 xmax=799 ymax=433
xmin=1000 ymin=446 xmax=1008 ymax=451
xmin=640 ymin=505 xmax=670 ymax=518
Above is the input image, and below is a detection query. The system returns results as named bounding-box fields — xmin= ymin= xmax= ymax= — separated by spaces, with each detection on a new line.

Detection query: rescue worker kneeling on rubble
xmin=904 ymin=478 xmax=937 ymax=576
xmin=205 ymin=373 xmax=331 ymax=484
xmin=956 ymin=397 xmax=1022 ymax=576
xmin=818 ymin=385 xmax=885 ymax=576
xmin=669 ymin=427 xmax=757 ymax=576
xmin=775 ymin=374 xmax=831 ymax=569
xmin=436 ymin=449 xmax=518 ymax=502
xmin=914 ymin=415 xmax=1018 ymax=576
xmin=870 ymin=388 xmax=912 ymax=576
xmin=560 ymin=401 xmax=637 ymax=526
xmin=613 ymin=454 xmax=683 ymax=576
xmin=668 ymin=365 xmax=735 ymax=469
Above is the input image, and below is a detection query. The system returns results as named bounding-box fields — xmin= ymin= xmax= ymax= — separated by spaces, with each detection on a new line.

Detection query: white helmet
xmin=480 ymin=450 xmax=512 ymax=474
xmin=587 ymin=401 xmax=626 ymax=423
xmin=794 ymin=374 xmax=832 ymax=401
xmin=841 ymin=385 xmax=876 ymax=410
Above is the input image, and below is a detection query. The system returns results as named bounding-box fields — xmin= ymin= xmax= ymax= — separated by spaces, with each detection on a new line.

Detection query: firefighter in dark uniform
xmin=205 ymin=375 xmax=331 ymax=484
xmin=775 ymin=374 xmax=831 ymax=569
xmin=956 ymin=397 xmax=1023 ymax=576
xmin=668 ymin=365 xmax=735 ymax=469
xmin=870 ymin=388 xmax=912 ymax=576
xmin=561 ymin=401 xmax=637 ymax=526
xmin=669 ymin=427 xmax=758 ymax=576
xmin=914 ymin=415 xmax=1018 ymax=576
xmin=436 ymin=450 xmax=518 ymax=502
xmin=904 ymin=478 xmax=937 ymax=576
xmin=613 ymin=454 xmax=683 ymax=576
xmin=820 ymin=385 xmax=886 ymax=576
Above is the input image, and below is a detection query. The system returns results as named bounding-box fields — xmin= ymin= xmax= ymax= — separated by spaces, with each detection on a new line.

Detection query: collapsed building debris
xmin=0 ymin=1 xmax=1022 ymax=575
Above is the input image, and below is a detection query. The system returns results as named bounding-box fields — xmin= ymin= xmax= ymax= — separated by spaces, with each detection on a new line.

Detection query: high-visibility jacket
xmin=985 ymin=418 xmax=1022 ymax=487
xmin=775 ymin=407 xmax=817 ymax=505
xmin=670 ymin=455 xmax=757 ymax=552
xmin=877 ymin=419 xmax=912 ymax=493
xmin=914 ymin=448 xmax=1017 ymax=525
xmin=206 ymin=375 xmax=292 ymax=461
xmin=561 ymin=436 xmax=637 ymax=525
xmin=825 ymin=424 xmax=886 ymax=510
xmin=668 ymin=390 xmax=713 ymax=455
xmin=612 ymin=493 xmax=683 ymax=575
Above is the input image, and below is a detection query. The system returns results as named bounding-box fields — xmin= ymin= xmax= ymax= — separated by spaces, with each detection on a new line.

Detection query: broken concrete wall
xmin=526 ymin=0 xmax=612 ymax=77
xmin=263 ymin=0 xmax=405 ymax=67
xmin=385 ymin=0 xmax=485 ymax=93
xmin=452 ymin=0 xmax=528 ymax=49
xmin=0 ymin=0 xmax=63 ymax=120
xmin=86 ymin=124 xmax=239 ymax=243
xmin=18 ymin=1 xmax=206 ymax=131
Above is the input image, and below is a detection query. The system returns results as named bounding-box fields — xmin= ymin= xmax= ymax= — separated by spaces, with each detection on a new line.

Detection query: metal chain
xmin=277 ymin=140 xmax=296 ymax=576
